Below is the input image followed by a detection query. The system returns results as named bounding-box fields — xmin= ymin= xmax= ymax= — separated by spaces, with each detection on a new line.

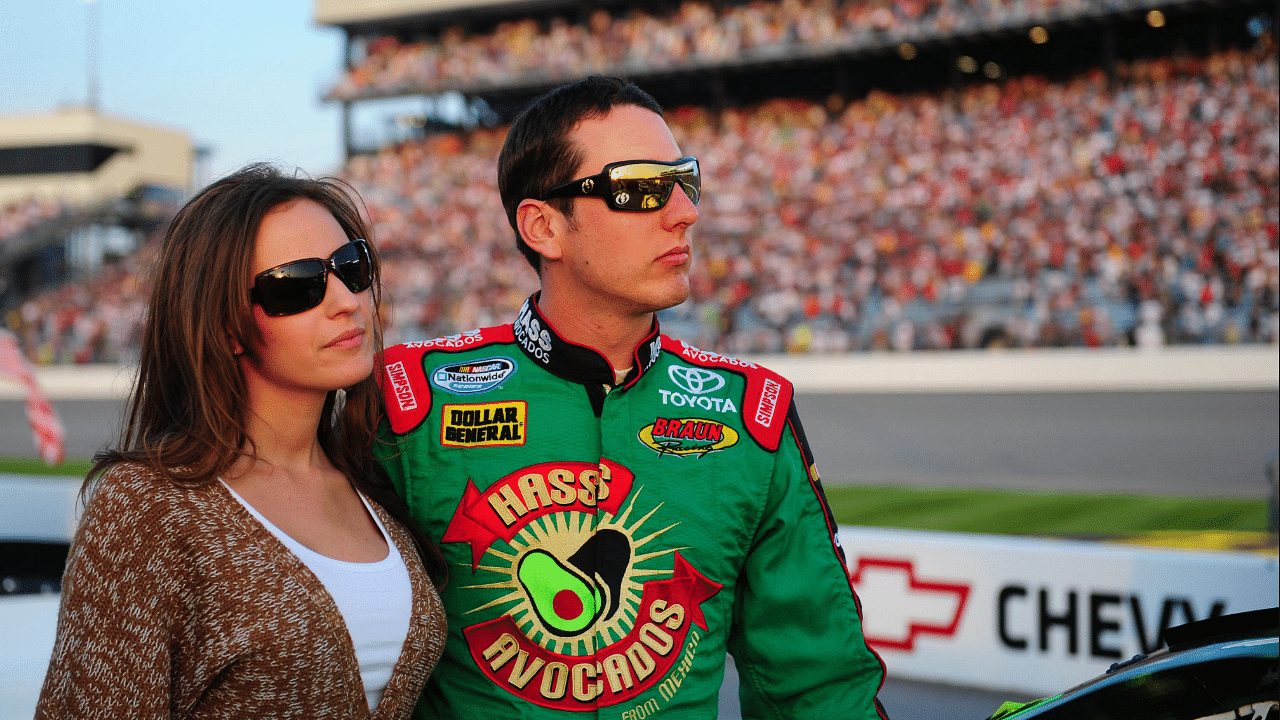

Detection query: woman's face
xmin=241 ymin=198 xmax=375 ymax=402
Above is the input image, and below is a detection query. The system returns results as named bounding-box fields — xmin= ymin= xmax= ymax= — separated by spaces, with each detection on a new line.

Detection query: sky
xmin=0 ymin=0 xmax=347 ymax=185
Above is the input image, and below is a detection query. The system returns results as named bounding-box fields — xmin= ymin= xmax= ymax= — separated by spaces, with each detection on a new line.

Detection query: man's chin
xmin=651 ymin=285 xmax=691 ymax=314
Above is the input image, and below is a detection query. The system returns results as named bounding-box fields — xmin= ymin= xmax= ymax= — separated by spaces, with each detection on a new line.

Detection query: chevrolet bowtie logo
xmin=848 ymin=557 xmax=970 ymax=652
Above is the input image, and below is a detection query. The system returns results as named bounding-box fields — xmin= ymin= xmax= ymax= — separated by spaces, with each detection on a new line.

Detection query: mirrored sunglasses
xmin=540 ymin=157 xmax=700 ymax=212
xmin=250 ymin=239 xmax=374 ymax=317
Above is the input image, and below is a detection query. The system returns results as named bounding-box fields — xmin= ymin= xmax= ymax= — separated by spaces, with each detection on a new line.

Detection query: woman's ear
xmin=516 ymin=198 xmax=564 ymax=263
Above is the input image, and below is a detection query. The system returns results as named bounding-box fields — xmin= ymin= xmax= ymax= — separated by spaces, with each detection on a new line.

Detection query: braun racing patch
xmin=637 ymin=418 xmax=739 ymax=457
xmin=441 ymin=401 xmax=527 ymax=447
xmin=431 ymin=356 xmax=517 ymax=395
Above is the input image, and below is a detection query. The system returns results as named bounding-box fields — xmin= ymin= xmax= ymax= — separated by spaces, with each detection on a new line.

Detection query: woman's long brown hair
xmin=90 ymin=163 xmax=447 ymax=585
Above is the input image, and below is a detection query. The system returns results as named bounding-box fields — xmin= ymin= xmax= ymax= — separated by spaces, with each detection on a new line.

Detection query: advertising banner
xmin=839 ymin=527 xmax=1279 ymax=695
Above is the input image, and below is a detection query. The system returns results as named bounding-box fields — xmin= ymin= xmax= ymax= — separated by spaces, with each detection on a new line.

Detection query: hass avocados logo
xmin=442 ymin=459 xmax=722 ymax=711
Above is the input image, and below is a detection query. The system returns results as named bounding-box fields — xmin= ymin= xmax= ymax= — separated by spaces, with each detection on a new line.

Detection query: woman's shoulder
xmin=362 ymin=496 xmax=408 ymax=547
xmin=362 ymin=497 xmax=425 ymax=575
xmin=71 ymin=463 xmax=248 ymax=583
xmin=64 ymin=465 xmax=227 ymax=593
xmin=85 ymin=462 xmax=226 ymax=526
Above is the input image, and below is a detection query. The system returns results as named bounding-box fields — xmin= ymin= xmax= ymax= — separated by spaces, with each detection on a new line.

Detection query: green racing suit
xmin=379 ymin=296 xmax=888 ymax=719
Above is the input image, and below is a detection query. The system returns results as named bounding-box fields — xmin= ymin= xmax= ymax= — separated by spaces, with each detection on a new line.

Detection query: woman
xmin=36 ymin=164 xmax=447 ymax=719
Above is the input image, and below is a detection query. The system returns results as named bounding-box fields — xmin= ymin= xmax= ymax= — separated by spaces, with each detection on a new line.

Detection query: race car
xmin=988 ymin=607 xmax=1279 ymax=720
xmin=0 ymin=475 xmax=77 ymax=720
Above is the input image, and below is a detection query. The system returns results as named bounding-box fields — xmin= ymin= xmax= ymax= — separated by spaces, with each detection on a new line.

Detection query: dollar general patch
xmin=441 ymin=401 xmax=527 ymax=447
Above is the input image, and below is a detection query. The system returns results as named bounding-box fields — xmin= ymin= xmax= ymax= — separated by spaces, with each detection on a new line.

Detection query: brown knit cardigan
xmin=35 ymin=463 xmax=447 ymax=719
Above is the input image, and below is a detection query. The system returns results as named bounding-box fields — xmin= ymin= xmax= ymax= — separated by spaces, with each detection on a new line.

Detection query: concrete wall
xmin=4 ymin=344 xmax=1276 ymax=401
xmin=741 ymin=344 xmax=1280 ymax=394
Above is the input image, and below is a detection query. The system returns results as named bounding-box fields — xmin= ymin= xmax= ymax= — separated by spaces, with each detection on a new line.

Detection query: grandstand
xmin=0 ymin=109 xmax=192 ymax=362
xmin=317 ymin=0 xmax=1276 ymax=140
xmin=2 ymin=0 xmax=1274 ymax=363
xmin=313 ymin=0 xmax=1277 ymax=352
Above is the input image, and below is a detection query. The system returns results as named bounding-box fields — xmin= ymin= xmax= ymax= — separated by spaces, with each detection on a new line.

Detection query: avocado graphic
xmin=517 ymin=550 xmax=602 ymax=636
xmin=566 ymin=529 xmax=631 ymax=621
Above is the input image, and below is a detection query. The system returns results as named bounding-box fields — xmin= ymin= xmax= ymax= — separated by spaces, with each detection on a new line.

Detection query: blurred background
xmin=0 ymin=0 xmax=1277 ymax=717
xmin=1 ymin=0 xmax=1277 ymax=358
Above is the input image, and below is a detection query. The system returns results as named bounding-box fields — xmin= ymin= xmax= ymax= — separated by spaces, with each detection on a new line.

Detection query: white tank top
xmin=220 ymin=481 xmax=413 ymax=711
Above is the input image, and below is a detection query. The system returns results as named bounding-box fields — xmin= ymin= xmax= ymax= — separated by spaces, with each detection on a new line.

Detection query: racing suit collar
xmin=513 ymin=294 xmax=662 ymax=387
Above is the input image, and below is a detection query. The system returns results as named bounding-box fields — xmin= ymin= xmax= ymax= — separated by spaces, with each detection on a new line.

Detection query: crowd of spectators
xmin=7 ymin=44 xmax=1277 ymax=361
xmin=331 ymin=0 xmax=1148 ymax=99
xmin=349 ymin=44 xmax=1280 ymax=353
xmin=5 ymin=248 xmax=148 ymax=365
xmin=0 ymin=197 xmax=67 ymax=246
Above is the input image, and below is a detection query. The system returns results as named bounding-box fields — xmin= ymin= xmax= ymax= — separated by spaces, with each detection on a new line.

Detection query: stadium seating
xmin=342 ymin=45 xmax=1279 ymax=352
xmin=329 ymin=0 xmax=1159 ymax=99
xmin=4 ymin=22 xmax=1276 ymax=361
xmin=0 ymin=198 xmax=67 ymax=247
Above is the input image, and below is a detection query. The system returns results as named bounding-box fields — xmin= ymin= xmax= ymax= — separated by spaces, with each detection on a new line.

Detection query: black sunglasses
xmin=250 ymin=239 xmax=374 ymax=317
xmin=540 ymin=157 xmax=700 ymax=212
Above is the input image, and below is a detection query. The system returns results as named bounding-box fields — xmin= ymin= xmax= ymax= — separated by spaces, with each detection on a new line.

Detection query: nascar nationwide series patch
xmin=441 ymin=401 xmax=527 ymax=447
xmin=431 ymin=356 xmax=516 ymax=395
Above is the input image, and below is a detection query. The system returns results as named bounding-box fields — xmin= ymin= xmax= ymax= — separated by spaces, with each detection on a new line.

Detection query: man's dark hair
xmin=497 ymin=76 xmax=663 ymax=272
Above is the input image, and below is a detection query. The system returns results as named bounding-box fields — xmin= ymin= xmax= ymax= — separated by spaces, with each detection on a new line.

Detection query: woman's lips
xmin=325 ymin=328 xmax=366 ymax=350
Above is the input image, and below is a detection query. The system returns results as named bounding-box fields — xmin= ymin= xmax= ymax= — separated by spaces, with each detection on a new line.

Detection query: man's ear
xmin=516 ymin=198 xmax=564 ymax=262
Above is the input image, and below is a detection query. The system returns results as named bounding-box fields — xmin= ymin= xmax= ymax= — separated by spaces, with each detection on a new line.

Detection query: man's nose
xmin=663 ymin=182 xmax=699 ymax=228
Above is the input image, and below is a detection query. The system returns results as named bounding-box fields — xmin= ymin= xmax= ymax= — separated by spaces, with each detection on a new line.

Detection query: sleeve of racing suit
xmin=727 ymin=401 xmax=889 ymax=720
xmin=377 ymin=422 xmax=432 ymax=537
xmin=377 ymin=423 xmax=411 ymax=510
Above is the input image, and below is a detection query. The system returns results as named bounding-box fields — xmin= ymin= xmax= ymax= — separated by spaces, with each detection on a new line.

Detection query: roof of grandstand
xmin=317 ymin=0 xmax=1273 ymax=129
xmin=316 ymin=0 xmax=621 ymax=31
xmin=0 ymin=107 xmax=193 ymax=208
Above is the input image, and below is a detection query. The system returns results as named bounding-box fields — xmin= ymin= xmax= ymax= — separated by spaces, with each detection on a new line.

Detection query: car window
xmin=0 ymin=541 xmax=69 ymax=595
xmin=1030 ymin=656 xmax=1278 ymax=720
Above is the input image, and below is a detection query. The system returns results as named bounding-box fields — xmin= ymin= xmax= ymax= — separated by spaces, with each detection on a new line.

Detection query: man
xmin=379 ymin=76 xmax=889 ymax=718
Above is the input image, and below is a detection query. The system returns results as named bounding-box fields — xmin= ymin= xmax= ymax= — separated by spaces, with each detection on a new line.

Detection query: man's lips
xmin=659 ymin=246 xmax=691 ymax=265
xmin=324 ymin=328 xmax=366 ymax=349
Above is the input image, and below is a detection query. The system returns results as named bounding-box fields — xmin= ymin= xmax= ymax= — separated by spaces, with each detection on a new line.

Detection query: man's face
xmin=551 ymin=104 xmax=699 ymax=318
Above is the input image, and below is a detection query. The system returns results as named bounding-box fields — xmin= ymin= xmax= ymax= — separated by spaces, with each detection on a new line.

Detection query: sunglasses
xmin=250 ymin=239 xmax=374 ymax=317
xmin=540 ymin=157 xmax=700 ymax=212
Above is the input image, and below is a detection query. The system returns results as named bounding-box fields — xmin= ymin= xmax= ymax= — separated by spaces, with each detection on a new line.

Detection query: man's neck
xmin=535 ymin=290 xmax=654 ymax=373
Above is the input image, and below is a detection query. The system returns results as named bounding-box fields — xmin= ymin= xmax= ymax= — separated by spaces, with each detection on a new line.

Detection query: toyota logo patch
xmin=668 ymin=365 xmax=726 ymax=395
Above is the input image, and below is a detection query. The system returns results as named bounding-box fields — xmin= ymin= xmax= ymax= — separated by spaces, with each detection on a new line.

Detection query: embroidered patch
xmin=755 ymin=378 xmax=782 ymax=428
xmin=385 ymin=360 xmax=417 ymax=412
xmin=431 ymin=356 xmax=516 ymax=395
xmin=637 ymin=417 xmax=739 ymax=457
xmin=667 ymin=365 xmax=725 ymax=395
xmin=441 ymin=401 xmax=527 ymax=447
xmin=440 ymin=459 xmax=723 ymax=710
